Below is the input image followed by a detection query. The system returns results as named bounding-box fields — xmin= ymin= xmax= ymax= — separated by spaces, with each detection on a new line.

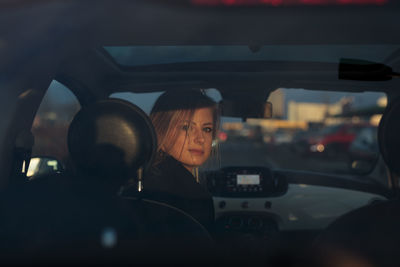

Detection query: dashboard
xmin=205 ymin=166 xmax=387 ymax=237
xmin=205 ymin=166 xmax=287 ymax=238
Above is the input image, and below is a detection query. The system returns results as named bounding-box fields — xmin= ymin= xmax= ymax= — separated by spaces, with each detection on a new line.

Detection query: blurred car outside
xmin=223 ymin=124 xmax=264 ymax=143
xmin=301 ymin=123 xmax=371 ymax=158
xmin=248 ymin=125 xmax=264 ymax=143
xmin=271 ymin=129 xmax=293 ymax=146
xmin=290 ymin=128 xmax=321 ymax=154
xmin=348 ymin=126 xmax=379 ymax=171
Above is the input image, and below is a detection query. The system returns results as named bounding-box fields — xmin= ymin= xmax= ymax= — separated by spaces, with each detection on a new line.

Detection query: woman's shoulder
xmin=148 ymin=155 xmax=189 ymax=179
xmin=143 ymin=156 xmax=182 ymax=192
xmin=143 ymin=156 xmax=211 ymax=199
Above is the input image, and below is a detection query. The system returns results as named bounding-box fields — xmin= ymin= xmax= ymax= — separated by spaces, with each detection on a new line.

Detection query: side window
xmin=31 ymin=81 xmax=80 ymax=164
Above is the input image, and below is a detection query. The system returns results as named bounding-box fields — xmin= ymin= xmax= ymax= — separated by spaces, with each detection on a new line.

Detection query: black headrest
xmin=68 ymin=98 xmax=157 ymax=181
xmin=378 ymin=99 xmax=400 ymax=175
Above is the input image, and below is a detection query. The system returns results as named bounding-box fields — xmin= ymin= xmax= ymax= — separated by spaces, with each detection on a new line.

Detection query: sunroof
xmin=104 ymin=45 xmax=398 ymax=67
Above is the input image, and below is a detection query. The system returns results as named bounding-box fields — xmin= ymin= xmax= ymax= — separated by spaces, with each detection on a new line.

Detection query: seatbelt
xmin=10 ymin=130 xmax=34 ymax=186
xmin=137 ymin=167 xmax=143 ymax=192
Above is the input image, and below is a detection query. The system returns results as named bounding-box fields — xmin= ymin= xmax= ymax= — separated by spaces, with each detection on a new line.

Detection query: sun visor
xmin=339 ymin=58 xmax=399 ymax=81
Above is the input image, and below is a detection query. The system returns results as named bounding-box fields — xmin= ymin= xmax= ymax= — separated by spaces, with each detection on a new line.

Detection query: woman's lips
xmin=189 ymin=149 xmax=204 ymax=155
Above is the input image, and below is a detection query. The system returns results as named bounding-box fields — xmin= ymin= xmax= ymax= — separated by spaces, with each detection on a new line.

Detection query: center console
xmin=206 ymin=166 xmax=287 ymax=198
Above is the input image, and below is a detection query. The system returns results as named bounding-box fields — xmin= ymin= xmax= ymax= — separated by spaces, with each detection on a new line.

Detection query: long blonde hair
xmin=149 ymin=90 xmax=220 ymax=171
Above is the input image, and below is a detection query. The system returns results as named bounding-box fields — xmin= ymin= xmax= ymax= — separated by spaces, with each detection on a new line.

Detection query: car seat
xmin=310 ymin=99 xmax=400 ymax=267
xmin=0 ymin=98 xmax=214 ymax=265
xmin=67 ymin=98 xmax=215 ymax=263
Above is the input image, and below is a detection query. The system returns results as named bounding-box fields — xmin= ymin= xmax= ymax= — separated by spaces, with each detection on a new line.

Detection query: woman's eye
xmin=203 ymin=127 xmax=213 ymax=133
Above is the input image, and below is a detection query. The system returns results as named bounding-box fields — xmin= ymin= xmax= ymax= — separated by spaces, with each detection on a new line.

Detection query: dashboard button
xmin=264 ymin=201 xmax=272 ymax=209
xmin=228 ymin=217 xmax=243 ymax=229
xmin=219 ymin=201 xmax=226 ymax=209
xmin=241 ymin=201 xmax=249 ymax=209
xmin=248 ymin=217 xmax=263 ymax=230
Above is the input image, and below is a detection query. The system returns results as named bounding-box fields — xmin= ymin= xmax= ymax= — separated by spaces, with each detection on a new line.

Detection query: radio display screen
xmin=236 ymin=174 xmax=260 ymax=185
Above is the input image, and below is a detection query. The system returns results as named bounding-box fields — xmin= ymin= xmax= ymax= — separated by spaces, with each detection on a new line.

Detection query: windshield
xmin=319 ymin=124 xmax=342 ymax=135
xmin=112 ymin=87 xmax=387 ymax=187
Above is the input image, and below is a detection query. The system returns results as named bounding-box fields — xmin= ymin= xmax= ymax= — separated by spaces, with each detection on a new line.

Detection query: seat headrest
xmin=68 ymin=98 xmax=156 ymax=181
xmin=378 ymin=99 xmax=400 ymax=175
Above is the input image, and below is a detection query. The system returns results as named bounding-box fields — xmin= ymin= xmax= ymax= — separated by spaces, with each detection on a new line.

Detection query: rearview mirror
xmin=220 ymin=100 xmax=273 ymax=120
xmin=27 ymin=157 xmax=64 ymax=180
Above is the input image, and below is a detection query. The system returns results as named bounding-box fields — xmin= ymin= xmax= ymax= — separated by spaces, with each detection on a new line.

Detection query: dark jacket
xmin=142 ymin=155 xmax=215 ymax=231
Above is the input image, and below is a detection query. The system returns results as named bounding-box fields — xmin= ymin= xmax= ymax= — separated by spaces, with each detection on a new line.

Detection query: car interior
xmin=1 ymin=0 xmax=400 ymax=266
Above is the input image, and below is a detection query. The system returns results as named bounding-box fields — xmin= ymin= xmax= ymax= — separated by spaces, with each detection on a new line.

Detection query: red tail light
xmin=191 ymin=0 xmax=388 ymax=6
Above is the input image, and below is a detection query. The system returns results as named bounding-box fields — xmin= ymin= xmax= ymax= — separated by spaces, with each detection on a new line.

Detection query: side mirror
xmin=349 ymin=158 xmax=377 ymax=175
xmin=27 ymin=157 xmax=64 ymax=180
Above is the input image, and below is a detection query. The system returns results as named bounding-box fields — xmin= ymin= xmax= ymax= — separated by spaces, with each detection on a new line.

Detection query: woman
xmin=143 ymin=89 xmax=219 ymax=230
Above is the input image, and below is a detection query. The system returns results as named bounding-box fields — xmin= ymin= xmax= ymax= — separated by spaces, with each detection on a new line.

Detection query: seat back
xmin=0 ymin=98 xmax=215 ymax=264
xmin=310 ymin=99 xmax=400 ymax=267
xmin=68 ymin=98 xmax=157 ymax=186
xmin=378 ymin=98 xmax=400 ymax=176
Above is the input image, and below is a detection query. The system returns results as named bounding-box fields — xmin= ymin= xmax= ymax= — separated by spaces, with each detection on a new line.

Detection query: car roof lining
xmin=54 ymin=47 xmax=399 ymax=99
xmin=2 ymin=0 xmax=400 ymax=46
xmin=2 ymin=0 xmax=400 ymax=99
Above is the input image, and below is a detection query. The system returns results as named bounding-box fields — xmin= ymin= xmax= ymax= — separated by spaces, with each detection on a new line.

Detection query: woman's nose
xmin=192 ymin=127 xmax=205 ymax=144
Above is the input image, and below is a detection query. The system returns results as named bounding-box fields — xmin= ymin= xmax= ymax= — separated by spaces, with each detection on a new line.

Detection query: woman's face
xmin=164 ymin=107 xmax=214 ymax=172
